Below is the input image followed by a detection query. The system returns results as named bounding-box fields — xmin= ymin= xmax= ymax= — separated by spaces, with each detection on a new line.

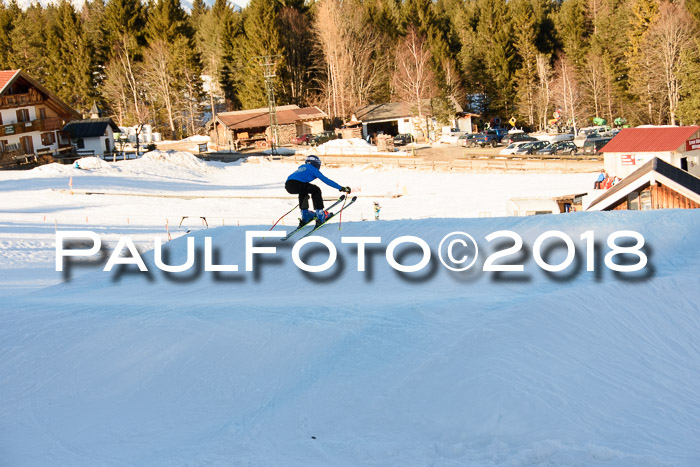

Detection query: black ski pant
xmin=285 ymin=179 xmax=324 ymax=210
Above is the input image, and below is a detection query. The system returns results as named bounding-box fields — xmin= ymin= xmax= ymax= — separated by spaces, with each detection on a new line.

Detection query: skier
xmin=285 ymin=155 xmax=351 ymax=226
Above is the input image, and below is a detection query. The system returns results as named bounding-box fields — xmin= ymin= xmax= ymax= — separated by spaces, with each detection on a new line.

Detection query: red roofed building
xmin=601 ymin=126 xmax=700 ymax=179
xmin=210 ymin=105 xmax=327 ymax=150
xmin=1 ymin=69 xmax=80 ymax=165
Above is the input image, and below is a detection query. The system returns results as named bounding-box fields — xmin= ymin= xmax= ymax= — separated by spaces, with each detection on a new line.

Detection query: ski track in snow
xmin=1 ymin=153 xmax=699 ymax=465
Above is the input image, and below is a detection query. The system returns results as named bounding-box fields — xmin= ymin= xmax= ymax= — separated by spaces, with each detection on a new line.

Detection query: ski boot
xmin=299 ymin=209 xmax=316 ymax=227
xmin=315 ymin=209 xmax=330 ymax=226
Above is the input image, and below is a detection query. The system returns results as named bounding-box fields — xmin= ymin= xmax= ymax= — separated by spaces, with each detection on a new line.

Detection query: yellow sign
xmin=509 ymin=117 xmax=516 ymax=126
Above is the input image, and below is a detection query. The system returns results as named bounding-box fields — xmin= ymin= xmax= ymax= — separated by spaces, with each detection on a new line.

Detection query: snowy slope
xmin=1 ymin=210 xmax=699 ymax=466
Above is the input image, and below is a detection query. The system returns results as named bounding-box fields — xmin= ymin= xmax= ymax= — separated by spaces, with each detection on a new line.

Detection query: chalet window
xmin=628 ymin=192 xmax=639 ymax=210
xmin=16 ymin=109 xmax=30 ymax=123
xmin=0 ymin=140 xmax=7 ymax=151
xmin=41 ymin=132 xmax=56 ymax=146
xmin=75 ymin=138 xmax=84 ymax=149
xmin=640 ymin=190 xmax=652 ymax=210
xmin=39 ymin=108 xmax=46 ymax=120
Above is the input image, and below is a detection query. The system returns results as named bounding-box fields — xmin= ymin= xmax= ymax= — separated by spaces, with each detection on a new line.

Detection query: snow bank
xmin=308 ymin=137 xmax=407 ymax=156
xmin=1 ymin=210 xmax=699 ymax=465
xmin=75 ymin=156 xmax=112 ymax=170
xmin=179 ymin=135 xmax=210 ymax=143
xmin=139 ymin=150 xmax=209 ymax=169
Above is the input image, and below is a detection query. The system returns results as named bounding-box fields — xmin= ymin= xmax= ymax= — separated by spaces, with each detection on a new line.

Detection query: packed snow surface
xmin=1 ymin=153 xmax=699 ymax=465
xmin=308 ymin=137 xmax=407 ymax=156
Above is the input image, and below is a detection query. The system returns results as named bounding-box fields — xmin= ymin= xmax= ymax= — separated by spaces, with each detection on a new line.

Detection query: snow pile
xmin=309 ymin=137 xmax=407 ymax=156
xmin=30 ymin=162 xmax=77 ymax=176
xmin=75 ymin=156 xmax=112 ymax=170
xmin=139 ymin=150 xmax=209 ymax=169
xmin=128 ymin=150 xmax=219 ymax=179
xmin=179 ymin=135 xmax=210 ymax=143
xmin=1 ymin=210 xmax=699 ymax=465
xmin=325 ymin=137 xmax=373 ymax=148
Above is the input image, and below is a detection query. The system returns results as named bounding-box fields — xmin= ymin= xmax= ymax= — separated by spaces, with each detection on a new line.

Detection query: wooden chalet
xmin=210 ymin=105 xmax=327 ymax=150
xmin=587 ymin=157 xmax=700 ymax=211
xmin=0 ymin=70 xmax=80 ymax=166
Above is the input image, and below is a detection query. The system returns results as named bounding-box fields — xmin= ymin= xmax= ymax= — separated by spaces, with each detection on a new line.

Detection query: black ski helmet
xmin=305 ymin=155 xmax=321 ymax=169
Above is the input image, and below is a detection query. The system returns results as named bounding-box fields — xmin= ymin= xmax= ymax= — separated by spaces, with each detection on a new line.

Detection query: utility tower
xmin=256 ymin=55 xmax=281 ymax=154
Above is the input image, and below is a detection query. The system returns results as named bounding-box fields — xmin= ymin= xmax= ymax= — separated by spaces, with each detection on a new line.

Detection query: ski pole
xmin=338 ymin=195 xmax=348 ymax=231
xmin=269 ymin=203 xmax=299 ymax=231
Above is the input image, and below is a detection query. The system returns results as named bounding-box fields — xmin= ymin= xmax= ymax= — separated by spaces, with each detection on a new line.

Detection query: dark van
xmin=583 ymin=137 xmax=612 ymax=155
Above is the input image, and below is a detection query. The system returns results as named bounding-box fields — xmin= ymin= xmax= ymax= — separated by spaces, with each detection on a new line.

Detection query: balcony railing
xmin=0 ymin=117 xmax=63 ymax=137
xmin=0 ymin=93 xmax=44 ymax=109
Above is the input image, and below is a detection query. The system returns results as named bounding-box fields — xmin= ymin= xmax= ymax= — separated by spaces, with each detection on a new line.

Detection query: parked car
xmin=582 ymin=137 xmax=612 ymax=155
xmin=309 ymin=131 xmax=338 ymax=146
xmin=574 ymin=126 xmax=608 ymax=148
xmin=501 ymin=132 xmax=537 ymax=145
xmin=459 ymin=134 xmax=478 ymax=147
xmin=537 ymin=141 xmax=577 ymax=155
xmin=473 ymin=128 xmax=509 ymax=147
xmin=499 ymin=141 xmax=533 ymax=155
xmin=393 ymin=133 xmax=414 ymax=146
xmin=513 ymin=140 xmax=549 ymax=155
xmin=293 ymin=134 xmax=313 ymax=145
xmin=532 ymin=133 xmax=575 ymax=144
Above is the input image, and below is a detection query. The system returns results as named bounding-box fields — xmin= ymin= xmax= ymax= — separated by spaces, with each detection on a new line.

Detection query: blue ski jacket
xmin=287 ymin=163 xmax=343 ymax=190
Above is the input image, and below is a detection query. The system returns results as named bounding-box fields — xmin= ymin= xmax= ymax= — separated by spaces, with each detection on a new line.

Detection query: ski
xmin=281 ymin=195 xmax=346 ymax=241
xmin=301 ymin=196 xmax=357 ymax=238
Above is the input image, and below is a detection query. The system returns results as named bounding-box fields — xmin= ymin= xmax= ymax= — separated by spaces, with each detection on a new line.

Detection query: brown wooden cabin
xmin=587 ymin=157 xmax=700 ymax=211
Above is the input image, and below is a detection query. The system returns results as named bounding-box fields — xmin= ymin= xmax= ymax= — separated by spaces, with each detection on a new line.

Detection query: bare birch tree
xmin=552 ymin=55 xmax=583 ymax=134
xmin=582 ymin=51 xmax=606 ymax=119
xmin=639 ymin=1 xmax=697 ymax=125
xmin=314 ymin=0 xmax=385 ymax=120
xmin=142 ymin=40 xmax=177 ymax=137
xmin=392 ymin=27 xmax=437 ymax=139
xmin=535 ymin=53 xmax=553 ymax=130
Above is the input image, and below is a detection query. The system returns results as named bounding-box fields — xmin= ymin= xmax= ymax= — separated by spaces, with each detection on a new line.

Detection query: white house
xmin=352 ymin=102 xmax=425 ymax=139
xmin=600 ymin=126 xmax=700 ymax=178
xmin=62 ymin=117 xmax=120 ymax=157
xmin=352 ymin=100 xmax=479 ymax=141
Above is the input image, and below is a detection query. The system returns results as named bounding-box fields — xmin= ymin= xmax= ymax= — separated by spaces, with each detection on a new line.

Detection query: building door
xmin=681 ymin=157 xmax=688 ymax=172
xmin=19 ymin=135 xmax=34 ymax=154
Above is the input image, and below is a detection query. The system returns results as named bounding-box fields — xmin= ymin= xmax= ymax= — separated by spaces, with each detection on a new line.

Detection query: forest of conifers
xmin=1 ymin=0 xmax=698 ymax=138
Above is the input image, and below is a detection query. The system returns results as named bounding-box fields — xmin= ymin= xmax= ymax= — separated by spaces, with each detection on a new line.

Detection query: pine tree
xmin=511 ymin=0 xmax=544 ymax=127
xmin=103 ymin=0 xmax=148 ymax=125
xmin=189 ymin=0 xmax=208 ymax=32
xmin=146 ymin=0 xmax=188 ymax=45
xmin=142 ymin=0 xmax=202 ymax=137
xmin=278 ymin=6 xmax=315 ymax=106
xmin=82 ymin=0 xmax=110 ymax=93
xmin=554 ymin=0 xmax=591 ymax=69
xmin=44 ymin=0 xmax=95 ymax=114
xmin=9 ymin=4 xmax=48 ymax=78
xmin=475 ymin=0 xmax=516 ymax=116
xmin=236 ymin=0 xmax=283 ymax=109
xmin=0 ymin=1 xmax=18 ymax=70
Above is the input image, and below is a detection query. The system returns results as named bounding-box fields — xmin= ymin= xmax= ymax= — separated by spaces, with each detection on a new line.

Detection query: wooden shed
xmin=210 ymin=105 xmax=327 ymax=150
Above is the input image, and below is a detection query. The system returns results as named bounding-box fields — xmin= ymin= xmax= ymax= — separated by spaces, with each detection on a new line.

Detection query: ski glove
xmin=340 ymin=186 xmax=352 ymax=193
